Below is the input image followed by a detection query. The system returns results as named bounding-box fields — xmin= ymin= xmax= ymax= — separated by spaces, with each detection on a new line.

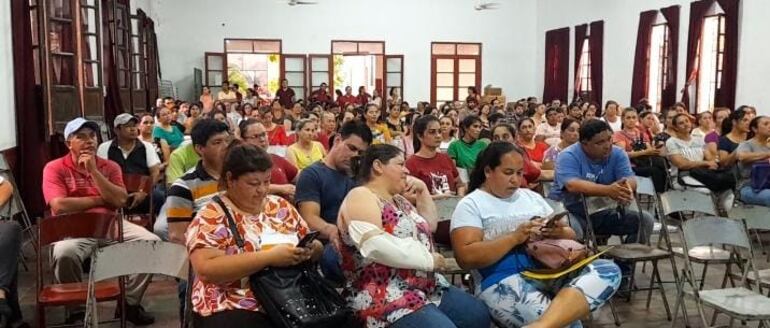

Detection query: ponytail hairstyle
xmin=458 ymin=115 xmax=482 ymax=139
xmin=721 ymin=107 xmax=750 ymax=135
xmin=468 ymin=141 xmax=525 ymax=193
xmin=747 ymin=116 xmax=769 ymax=140
xmin=352 ymin=143 xmax=403 ymax=183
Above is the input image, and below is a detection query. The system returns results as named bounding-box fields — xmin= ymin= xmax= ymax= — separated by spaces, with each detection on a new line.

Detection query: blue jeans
xmin=319 ymin=244 xmax=345 ymax=284
xmin=739 ymin=186 xmax=770 ymax=207
xmin=390 ymin=286 xmax=490 ymax=328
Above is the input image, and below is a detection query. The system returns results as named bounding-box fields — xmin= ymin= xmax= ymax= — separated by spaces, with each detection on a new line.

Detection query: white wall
xmin=0 ymin=0 xmax=17 ymax=150
xmin=535 ymin=0 xmax=770 ymax=114
xmin=153 ymin=0 xmax=539 ymax=103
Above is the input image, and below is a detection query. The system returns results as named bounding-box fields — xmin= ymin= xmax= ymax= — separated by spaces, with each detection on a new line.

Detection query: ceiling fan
xmin=287 ymin=0 xmax=318 ymax=6
xmin=474 ymin=1 xmax=500 ymax=11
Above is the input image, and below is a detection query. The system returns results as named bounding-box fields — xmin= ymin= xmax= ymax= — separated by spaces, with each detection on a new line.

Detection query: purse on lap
xmin=751 ymin=161 xmax=770 ymax=192
xmin=213 ymin=196 xmax=352 ymax=328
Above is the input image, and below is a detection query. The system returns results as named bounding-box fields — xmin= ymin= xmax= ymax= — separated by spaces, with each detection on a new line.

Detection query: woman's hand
xmin=266 ymin=244 xmax=312 ymax=267
xmin=307 ymin=239 xmax=324 ymax=262
xmin=514 ymin=219 xmax=544 ymax=242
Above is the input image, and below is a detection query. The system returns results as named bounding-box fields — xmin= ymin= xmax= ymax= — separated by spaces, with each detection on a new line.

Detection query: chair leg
xmin=608 ymin=299 xmax=621 ymax=326
xmin=37 ymin=306 xmax=45 ymax=328
xmin=670 ymin=276 xmax=684 ymax=328
xmin=646 ymin=261 xmax=656 ymax=309
xmin=699 ymin=262 xmax=710 ymax=290
xmin=626 ymin=262 xmax=637 ymax=302
xmin=653 ymin=261 xmax=672 ymax=321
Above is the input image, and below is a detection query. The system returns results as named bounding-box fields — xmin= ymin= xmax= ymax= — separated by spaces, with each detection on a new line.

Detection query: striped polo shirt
xmin=160 ymin=161 xmax=220 ymax=224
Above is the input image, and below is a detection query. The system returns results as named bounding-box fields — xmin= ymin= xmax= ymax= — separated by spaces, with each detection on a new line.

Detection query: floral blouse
xmin=185 ymin=195 xmax=309 ymax=317
xmin=340 ymin=194 xmax=449 ymax=327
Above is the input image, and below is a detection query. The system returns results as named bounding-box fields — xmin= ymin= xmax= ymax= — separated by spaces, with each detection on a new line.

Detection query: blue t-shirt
xmin=549 ymin=143 xmax=634 ymax=206
xmin=295 ymin=161 xmax=357 ymax=224
xmin=451 ymin=188 xmax=553 ymax=291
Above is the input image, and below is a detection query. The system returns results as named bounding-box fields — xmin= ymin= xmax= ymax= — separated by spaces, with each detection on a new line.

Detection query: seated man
xmin=549 ymin=119 xmax=654 ymax=244
xmin=42 ymin=118 xmax=159 ymax=325
xmin=97 ymin=113 xmax=163 ymax=214
xmin=155 ymin=119 xmax=229 ymax=244
xmin=238 ymin=119 xmax=298 ymax=200
xmin=295 ymin=120 xmax=372 ymax=282
xmin=0 ymin=176 xmax=27 ymax=328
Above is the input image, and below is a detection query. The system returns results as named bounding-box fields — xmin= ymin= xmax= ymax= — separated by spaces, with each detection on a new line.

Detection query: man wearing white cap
xmin=97 ymin=113 xmax=163 ymax=213
xmin=42 ymin=117 xmax=159 ymax=325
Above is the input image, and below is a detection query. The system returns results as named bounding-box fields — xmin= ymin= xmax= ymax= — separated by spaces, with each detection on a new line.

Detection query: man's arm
xmin=89 ymin=162 xmax=128 ymax=208
xmin=43 ymin=162 xmax=106 ymax=214
xmin=0 ymin=178 xmax=13 ymax=207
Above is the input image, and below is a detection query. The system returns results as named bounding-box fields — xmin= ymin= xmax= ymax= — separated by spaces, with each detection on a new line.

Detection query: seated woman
xmin=704 ymin=107 xmax=732 ymax=159
xmin=407 ymin=115 xmax=466 ymax=199
xmin=451 ymin=142 xmax=620 ymax=328
xmin=612 ymin=108 xmax=668 ymax=192
xmin=491 ymin=123 xmax=553 ymax=187
xmin=186 ymin=143 xmax=323 ymax=327
xmin=153 ymin=107 xmax=185 ymax=149
xmin=516 ymin=118 xmax=550 ymax=168
xmin=666 ymin=113 xmax=736 ymax=210
xmin=0 ymin=177 xmax=26 ymax=328
xmin=438 ymin=116 xmax=457 ymax=153
xmin=690 ymin=111 xmax=714 ymax=142
xmin=338 ymin=144 xmax=490 ymax=328
xmin=364 ymin=104 xmax=393 ymax=144
xmin=736 ymin=116 xmax=770 ymax=206
xmin=534 ymin=107 xmax=562 ymax=147
xmin=717 ymin=108 xmax=751 ymax=168
xmin=286 ymin=119 xmax=327 ymax=171
xmin=448 ymin=115 xmax=489 ymax=173
xmin=260 ymin=107 xmax=289 ymax=146
xmin=542 ymin=117 xmax=580 ymax=171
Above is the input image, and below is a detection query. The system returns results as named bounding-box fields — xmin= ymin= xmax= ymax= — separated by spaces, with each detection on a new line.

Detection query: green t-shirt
xmin=166 ymin=142 xmax=200 ymax=185
xmin=447 ymin=139 xmax=489 ymax=170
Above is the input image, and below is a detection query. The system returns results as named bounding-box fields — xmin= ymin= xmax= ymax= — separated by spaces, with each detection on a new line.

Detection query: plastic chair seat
xmin=672 ymin=246 xmax=732 ymax=263
xmin=687 ymin=287 xmax=770 ymax=320
xmin=39 ymin=281 xmax=121 ymax=306
xmin=602 ymin=244 xmax=671 ymax=261
xmin=730 ymin=268 xmax=770 ymax=287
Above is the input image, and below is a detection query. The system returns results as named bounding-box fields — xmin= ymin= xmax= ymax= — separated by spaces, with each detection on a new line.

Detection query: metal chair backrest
xmin=38 ymin=213 xmax=122 ymax=248
xmin=545 ymin=198 xmax=566 ymax=213
xmin=658 ymin=189 xmax=718 ymax=217
xmin=435 ymin=197 xmax=460 ymax=221
xmin=635 ymin=176 xmax=656 ymax=197
xmin=90 ymin=240 xmax=189 ymax=282
xmin=729 ymin=205 xmax=770 ymax=231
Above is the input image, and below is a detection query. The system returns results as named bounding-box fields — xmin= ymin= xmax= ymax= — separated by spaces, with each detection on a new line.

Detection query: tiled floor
xmin=14 ymin=231 xmax=770 ymax=328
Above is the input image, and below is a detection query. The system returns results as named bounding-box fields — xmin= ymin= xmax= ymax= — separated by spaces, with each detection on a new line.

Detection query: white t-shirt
xmin=666 ymin=136 xmax=706 ymax=178
xmin=535 ymin=122 xmax=562 ymax=147
xmin=451 ymin=188 xmax=553 ymax=241
xmin=602 ymin=116 xmax=623 ymax=132
xmin=97 ymin=139 xmax=162 ymax=169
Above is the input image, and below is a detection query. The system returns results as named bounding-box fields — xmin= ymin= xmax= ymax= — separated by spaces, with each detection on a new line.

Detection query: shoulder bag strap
xmin=212 ymin=196 xmax=245 ymax=250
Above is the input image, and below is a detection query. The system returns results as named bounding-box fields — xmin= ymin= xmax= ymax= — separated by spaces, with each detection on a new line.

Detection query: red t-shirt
xmin=267 ymin=125 xmax=289 ymax=146
xmin=356 ymin=93 xmax=371 ymax=105
xmin=42 ymin=154 xmax=125 ymax=215
xmin=405 ymin=153 xmax=459 ymax=195
xmin=276 ymin=88 xmax=296 ymax=109
xmin=316 ymin=131 xmax=331 ymax=151
xmin=520 ymin=142 xmax=550 ymax=163
xmin=338 ymin=95 xmax=358 ymax=108
xmin=522 ymin=153 xmax=541 ymax=187
xmin=270 ymin=154 xmax=298 ymax=185
xmin=311 ymin=90 xmax=331 ymax=103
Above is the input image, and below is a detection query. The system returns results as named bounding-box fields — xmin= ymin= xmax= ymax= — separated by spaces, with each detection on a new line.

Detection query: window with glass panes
xmin=430 ymin=42 xmax=481 ymax=105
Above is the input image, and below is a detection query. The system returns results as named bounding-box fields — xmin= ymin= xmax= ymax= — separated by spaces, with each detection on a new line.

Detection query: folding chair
xmin=122 ymin=173 xmax=155 ymax=230
xmin=85 ymin=240 xmax=190 ymax=327
xmin=581 ymin=192 xmax=672 ymax=323
xmin=671 ymin=217 xmax=770 ymax=328
xmin=728 ymin=206 xmax=770 ymax=295
xmin=432 ymin=197 xmax=470 ymax=288
xmin=36 ymin=213 xmax=125 ymax=328
xmin=0 ymin=157 xmax=38 ymax=269
xmin=658 ymin=190 xmax=736 ymax=290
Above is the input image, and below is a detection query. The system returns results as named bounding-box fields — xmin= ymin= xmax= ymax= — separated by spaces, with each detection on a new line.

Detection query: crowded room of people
xmin=3 ymin=0 xmax=770 ymax=327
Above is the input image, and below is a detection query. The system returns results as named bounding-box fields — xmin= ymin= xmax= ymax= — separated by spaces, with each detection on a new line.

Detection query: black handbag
xmin=683 ymin=168 xmax=736 ymax=192
xmin=213 ymin=196 xmax=353 ymax=328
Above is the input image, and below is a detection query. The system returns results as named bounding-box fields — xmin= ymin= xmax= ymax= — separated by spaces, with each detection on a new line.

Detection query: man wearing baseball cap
xmin=97 ymin=113 xmax=163 ymax=213
xmin=42 ymin=117 xmax=159 ymax=325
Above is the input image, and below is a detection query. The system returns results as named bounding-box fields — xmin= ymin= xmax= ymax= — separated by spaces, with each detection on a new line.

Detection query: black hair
xmin=748 ymin=116 xmax=769 ymax=140
xmin=459 ymin=115 xmax=482 ymax=139
xmin=579 ymin=119 xmax=612 ymax=143
xmin=295 ymin=118 xmax=315 ymax=133
xmin=468 ymin=141 xmax=525 ymax=192
xmin=516 ymin=117 xmax=535 ymax=130
xmin=220 ymin=141 xmax=273 ymax=189
xmin=561 ymin=117 xmax=579 ymax=134
xmin=672 ymin=113 xmax=691 ymax=131
xmin=620 ymin=107 xmax=638 ymax=129
xmin=722 ymin=108 xmax=751 ymax=135
xmin=353 ymin=143 xmax=403 ymax=182
xmin=413 ymin=115 xmax=440 ymax=152
xmin=191 ymin=118 xmax=229 ymax=146
xmin=338 ymin=120 xmax=374 ymax=145
xmin=238 ymin=118 xmax=261 ymax=139
xmin=488 ymin=112 xmax=505 ymax=126
xmin=545 ymin=107 xmax=559 ymax=116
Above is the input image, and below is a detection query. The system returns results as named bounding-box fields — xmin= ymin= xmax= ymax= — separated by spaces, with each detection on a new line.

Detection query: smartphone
xmin=297 ymin=231 xmax=320 ymax=248
xmin=541 ymin=211 xmax=569 ymax=229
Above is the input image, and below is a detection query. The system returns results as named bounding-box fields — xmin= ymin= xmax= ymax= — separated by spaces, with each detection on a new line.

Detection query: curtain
xmin=543 ymin=27 xmax=570 ymax=104
xmin=589 ymin=21 xmax=604 ymax=106
xmin=573 ymin=24 xmax=588 ymax=101
xmin=660 ymin=5 xmax=680 ymax=108
xmin=716 ymin=0 xmax=739 ymax=109
xmin=102 ymin=0 xmax=125 ymax=132
xmin=630 ymin=10 xmax=657 ymax=106
xmin=682 ymin=0 xmax=712 ymax=110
